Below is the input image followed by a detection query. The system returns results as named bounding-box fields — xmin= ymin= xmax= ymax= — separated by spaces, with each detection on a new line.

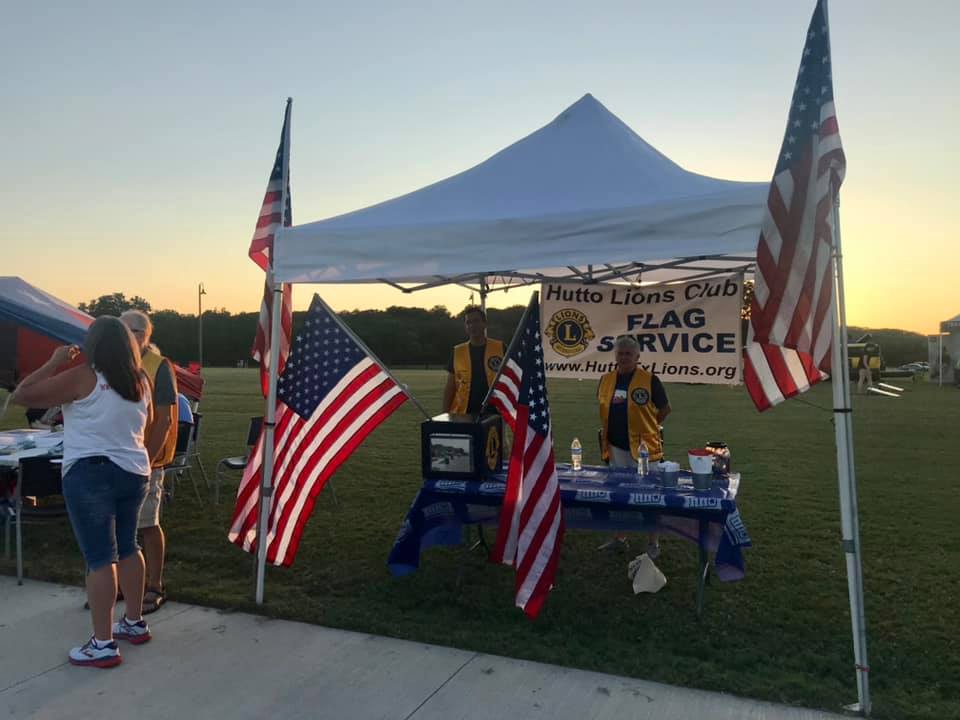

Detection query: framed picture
xmin=429 ymin=434 xmax=473 ymax=473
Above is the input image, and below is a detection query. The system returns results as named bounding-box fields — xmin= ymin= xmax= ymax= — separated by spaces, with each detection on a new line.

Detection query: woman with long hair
xmin=13 ymin=316 xmax=154 ymax=668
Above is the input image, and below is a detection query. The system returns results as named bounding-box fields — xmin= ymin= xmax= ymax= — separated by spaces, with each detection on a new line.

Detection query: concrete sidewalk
xmin=1 ymin=577 xmax=847 ymax=720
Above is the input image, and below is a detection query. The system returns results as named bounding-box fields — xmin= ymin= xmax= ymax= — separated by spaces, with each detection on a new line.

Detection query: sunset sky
xmin=4 ymin=1 xmax=956 ymax=334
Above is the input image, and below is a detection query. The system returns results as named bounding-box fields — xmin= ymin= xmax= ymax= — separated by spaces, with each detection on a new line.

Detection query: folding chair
xmin=164 ymin=420 xmax=202 ymax=503
xmin=3 ymin=457 xmax=65 ymax=585
xmin=184 ymin=412 xmax=210 ymax=490
xmin=214 ymin=416 xmax=262 ymax=504
xmin=213 ymin=416 xmax=340 ymax=507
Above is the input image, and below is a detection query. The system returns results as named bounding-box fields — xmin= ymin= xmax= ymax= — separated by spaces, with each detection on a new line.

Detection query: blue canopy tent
xmin=0 ymin=277 xmax=91 ymax=389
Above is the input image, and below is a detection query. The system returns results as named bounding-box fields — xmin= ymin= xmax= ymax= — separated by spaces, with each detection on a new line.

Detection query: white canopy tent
xmin=934 ymin=313 xmax=960 ymax=384
xmin=258 ymin=88 xmax=870 ymax=714
xmin=273 ymin=94 xmax=767 ymax=292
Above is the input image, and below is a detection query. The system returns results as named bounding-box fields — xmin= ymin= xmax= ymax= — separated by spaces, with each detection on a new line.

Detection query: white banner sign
xmin=540 ymin=277 xmax=743 ymax=384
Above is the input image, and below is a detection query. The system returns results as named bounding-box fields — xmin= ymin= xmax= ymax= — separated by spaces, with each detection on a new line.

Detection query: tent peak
xmin=553 ymin=92 xmax=615 ymax=123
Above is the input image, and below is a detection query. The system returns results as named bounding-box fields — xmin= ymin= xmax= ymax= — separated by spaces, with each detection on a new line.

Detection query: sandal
xmin=141 ymin=587 xmax=166 ymax=615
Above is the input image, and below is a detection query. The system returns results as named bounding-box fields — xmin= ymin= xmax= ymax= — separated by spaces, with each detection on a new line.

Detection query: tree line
xmin=79 ymin=293 xmax=525 ymax=368
xmin=78 ymin=292 xmax=929 ymax=370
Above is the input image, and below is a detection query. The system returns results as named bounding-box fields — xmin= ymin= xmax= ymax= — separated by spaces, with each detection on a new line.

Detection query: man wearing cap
xmin=120 ymin=310 xmax=178 ymax=614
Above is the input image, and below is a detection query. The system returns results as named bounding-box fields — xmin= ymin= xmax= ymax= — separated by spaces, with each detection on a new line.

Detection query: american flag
xmin=229 ymin=294 xmax=408 ymax=566
xmin=250 ymin=99 xmax=294 ymax=397
xmin=744 ymin=0 xmax=845 ymax=411
xmin=489 ymin=293 xmax=564 ymax=619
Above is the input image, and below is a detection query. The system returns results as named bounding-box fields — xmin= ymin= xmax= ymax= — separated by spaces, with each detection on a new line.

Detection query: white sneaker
xmin=112 ymin=615 xmax=152 ymax=645
xmin=68 ymin=636 xmax=122 ymax=668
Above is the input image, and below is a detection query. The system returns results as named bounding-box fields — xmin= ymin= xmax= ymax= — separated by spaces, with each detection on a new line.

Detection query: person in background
xmin=857 ymin=347 xmax=875 ymax=394
xmin=164 ymin=392 xmax=196 ymax=491
xmin=25 ymin=407 xmax=48 ymax=425
xmin=12 ymin=317 xmax=153 ymax=667
xmin=442 ymin=306 xmax=505 ymax=415
xmin=120 ymin=310 xmax=178 ymax=614
xmin=597 ymin=335 xmax=671 ymax=556
xmin=177 ymin=392 xmax=194 ymax=426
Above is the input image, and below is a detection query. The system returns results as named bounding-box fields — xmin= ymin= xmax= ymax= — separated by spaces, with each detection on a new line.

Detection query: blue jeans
xmin=62 ymin=457 xmax=149 ymax=572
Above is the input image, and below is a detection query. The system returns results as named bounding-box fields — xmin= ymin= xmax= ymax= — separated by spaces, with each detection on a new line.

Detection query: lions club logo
xmin=487 ymin=356 xmax=502 ymax=372
xmin=485 ymin=425 xmax=501 ymax=470
xmin=544 ymin=308 xmax=595 ymax=358
xmin=630 ymin=388 xmax=650 ymax=406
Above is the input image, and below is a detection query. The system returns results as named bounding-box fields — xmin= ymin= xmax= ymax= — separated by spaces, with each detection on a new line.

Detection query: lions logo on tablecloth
xmin=487 ymin=356 xmax=502 ymax=372
xmin=544 ymin=308 xmax=595 ymax=358
xmin=630 ymin=388 xmax=650 ymax=406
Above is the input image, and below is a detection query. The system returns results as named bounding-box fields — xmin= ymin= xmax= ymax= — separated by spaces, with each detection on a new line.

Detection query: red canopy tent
xmin=0 ymin=276 xmax=203 ymax=400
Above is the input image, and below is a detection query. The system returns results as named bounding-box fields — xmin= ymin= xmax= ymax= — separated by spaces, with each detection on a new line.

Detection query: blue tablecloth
xmin=388 ymin=465 xmax=751 ymax=581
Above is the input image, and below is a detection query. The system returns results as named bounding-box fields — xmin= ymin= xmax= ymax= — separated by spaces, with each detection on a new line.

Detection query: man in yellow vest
xmin=121 ymin=310 xmax=178 ymax=614
xmin=443 ymin=306 xmax=505 ymax=415
xmin=597 ymin=335 xmax=671 ymax=555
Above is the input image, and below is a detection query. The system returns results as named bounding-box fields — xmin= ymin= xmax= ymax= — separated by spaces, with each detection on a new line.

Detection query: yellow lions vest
xmin=598 ymin=368 xmax=663 ymax=463
xmin=450 ymin=339 xmax=505 ymax=414
xmin=141 ymin=348 xmax=179 ymax=467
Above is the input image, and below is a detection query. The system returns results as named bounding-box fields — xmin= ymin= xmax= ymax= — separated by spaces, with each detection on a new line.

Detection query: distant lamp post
xmin=198 ymin=283 xmax=207 ymax=367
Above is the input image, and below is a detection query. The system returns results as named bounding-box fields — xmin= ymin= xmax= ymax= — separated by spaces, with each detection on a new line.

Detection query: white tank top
xmin=62 ymin=371 xmax=151 ymax=476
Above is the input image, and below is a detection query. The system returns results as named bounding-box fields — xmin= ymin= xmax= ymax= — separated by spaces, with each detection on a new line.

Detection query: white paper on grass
xmin=628 ymin=553 xmax=667 ymax=594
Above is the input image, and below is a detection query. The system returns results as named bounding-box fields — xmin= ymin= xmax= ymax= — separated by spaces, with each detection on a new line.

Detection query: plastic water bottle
xmin=638 ymin=440 xmax=650 ymax=477
xmin=570 ymin=437 xmax=583 ymax=471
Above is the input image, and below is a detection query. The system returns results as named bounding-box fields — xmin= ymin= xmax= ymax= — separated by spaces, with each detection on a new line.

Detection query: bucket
xmin=688 ymin=449 xmax=713 ymax=475
xmin=658 ymin=460 xmax=680 ymax=488
xmin=692 ymin=473 xmax=713 ymax=491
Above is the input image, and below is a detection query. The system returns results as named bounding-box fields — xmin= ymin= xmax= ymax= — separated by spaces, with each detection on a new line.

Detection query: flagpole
xmin=477 ymin=291 xmax=537 ymax=416
xmin=311 ymin=293 xmax=431 ymax=420
xmin=255 ymin=277 xmax=284 ymax=604
xmin=254 ymin=97 xmax=292 ymax=605
xmin=829 ymin=192 xmax=871 ymax=715
xmin=818 ymin=3 xmax=869 ymax=710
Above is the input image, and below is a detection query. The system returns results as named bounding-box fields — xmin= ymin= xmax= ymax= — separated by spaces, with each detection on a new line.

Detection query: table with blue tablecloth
xmin=388 ymin=465 xmax=751 ymax=614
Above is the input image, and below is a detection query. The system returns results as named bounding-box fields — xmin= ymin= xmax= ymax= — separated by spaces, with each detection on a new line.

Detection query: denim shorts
xmin=62 ymin=457 xmax=149 ymax=572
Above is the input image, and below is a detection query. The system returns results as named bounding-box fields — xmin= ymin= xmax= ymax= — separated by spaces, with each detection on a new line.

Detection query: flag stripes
xmin=488 ymin=296 xmax=564 ymax=618
xmin=250 ymin=102 xmax=294 ymax=397
xmin=745 ymin=2 xmax=845 ymax=411
xmin=229 ymin=295 xmax=407 ymax=567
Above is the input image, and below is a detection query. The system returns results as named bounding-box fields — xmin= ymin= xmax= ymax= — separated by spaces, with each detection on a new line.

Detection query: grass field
xmin=3 ymin=369 xmax=958 ymax=719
